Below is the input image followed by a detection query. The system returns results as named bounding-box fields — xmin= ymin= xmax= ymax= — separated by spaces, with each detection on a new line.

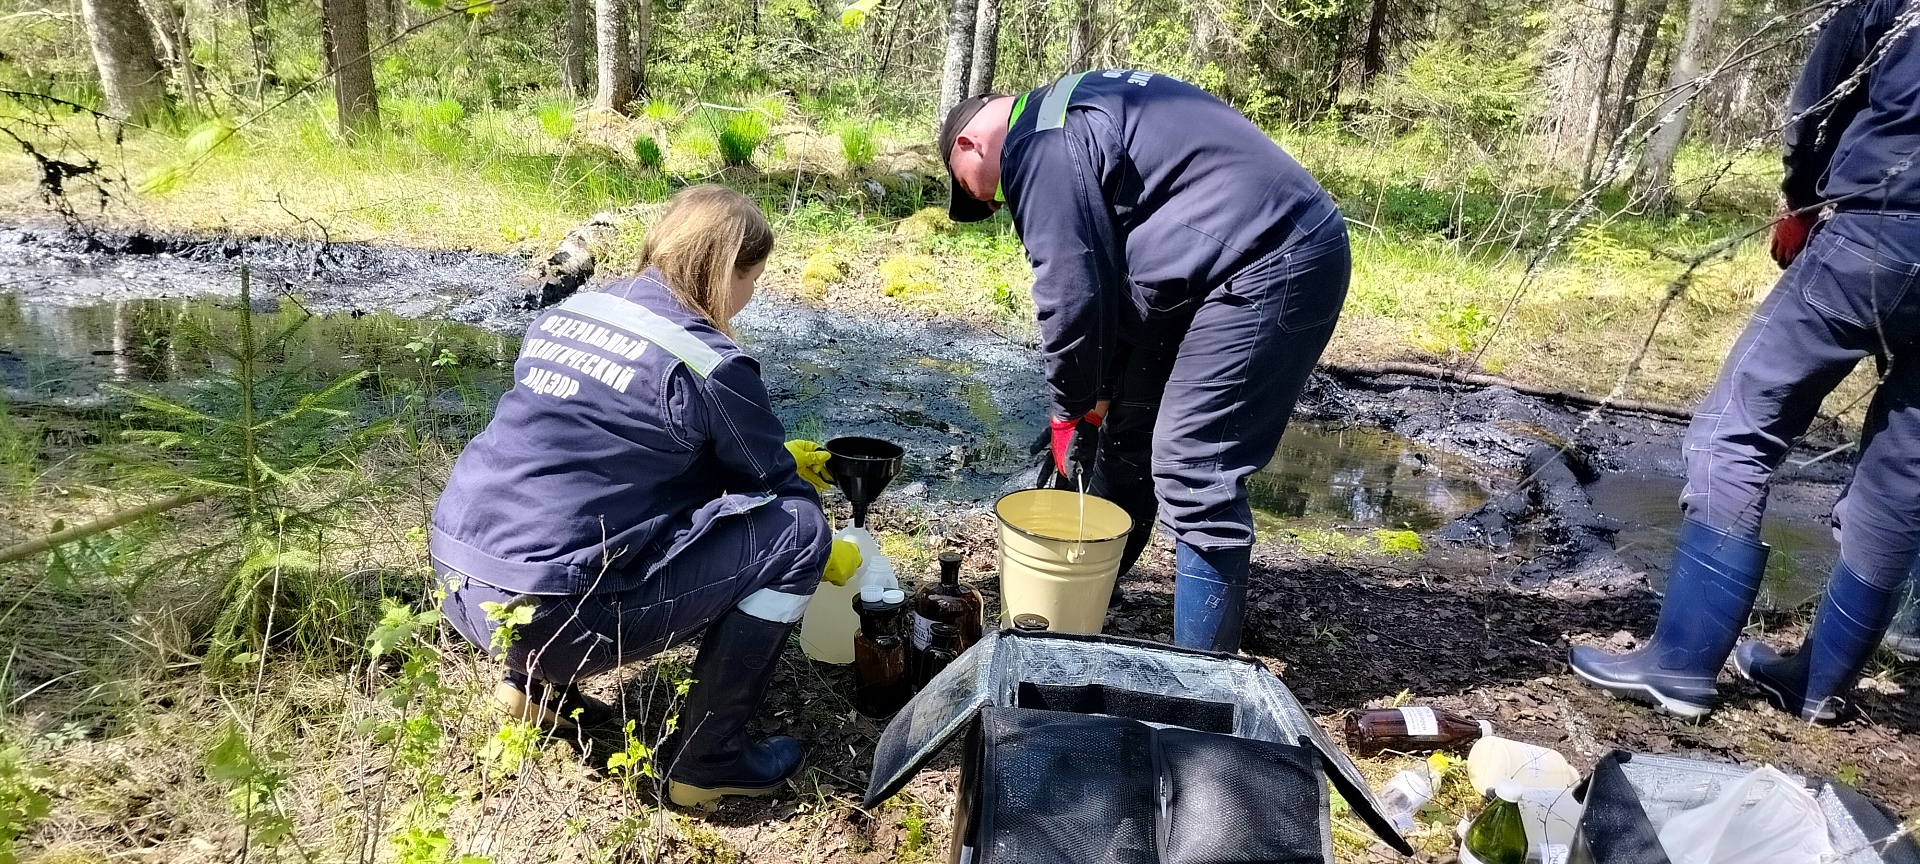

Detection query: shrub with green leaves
xmin=535 ymin=102 xmax=574 ymax=139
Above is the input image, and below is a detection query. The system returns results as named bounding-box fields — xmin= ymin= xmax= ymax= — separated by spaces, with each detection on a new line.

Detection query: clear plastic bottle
xmin=1376 ymin=764 xmax=1437 ymax=833
xmin=1463 ymin=781 xmax=1529 ymax=864
xmin=798 ymin=525 xmax=896 ymax=664
xmin=852 ymin=587 xmax=911 ymax=718
xmin=1345 ymin=706 xmax=1493 ymax=755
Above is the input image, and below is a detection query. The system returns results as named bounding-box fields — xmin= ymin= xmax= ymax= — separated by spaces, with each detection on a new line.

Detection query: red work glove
xmin=1771 ymin=210 xmax=1817 ymax=269
xmin=1048 ymin=413 xmax=1103 ymax=478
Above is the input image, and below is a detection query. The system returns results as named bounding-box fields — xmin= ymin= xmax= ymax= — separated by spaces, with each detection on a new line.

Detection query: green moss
xmin=895 ymin=207 xmax=953 ymax=242
xmin=800 ymin=249 xmax=845 ymax=299
xmin=878 ymin=254 xmax=939 ymax=298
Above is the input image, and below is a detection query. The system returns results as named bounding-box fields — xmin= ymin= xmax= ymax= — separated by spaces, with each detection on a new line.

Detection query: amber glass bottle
xmin=852 ymin=587 xmax=911 ymax=718
xmin=912 ymin=622 xmax=963 ymax=688
xmin=912 ymin=551 xmax=983 ymax=652
xmin=1345 ymin=707 xmax=1493 ymax=755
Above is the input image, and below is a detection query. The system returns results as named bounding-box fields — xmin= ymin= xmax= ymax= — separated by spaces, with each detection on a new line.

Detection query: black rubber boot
xmin=495 ymin=670 xmax=617 ymax=731
xmin=1734 ymin=559 xmax=1901 ymax=723
xmin=1569 ymin=518 xmax=1768 ymax=718
xmin=666 ymin=609 xmax=805 ymax=808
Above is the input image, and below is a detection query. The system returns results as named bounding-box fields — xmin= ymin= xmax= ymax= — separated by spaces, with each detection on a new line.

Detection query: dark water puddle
xmin=1586 ymin=471 xmax=1839 ymax=610
xmin=1249 ymin=422 xmax=1503 ymax=557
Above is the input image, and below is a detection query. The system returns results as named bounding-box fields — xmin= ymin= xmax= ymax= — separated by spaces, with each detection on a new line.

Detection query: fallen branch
xmin=1320 ymin=361 xmax=1695 ymax=420
xmin=0 ymin=489 xmax=213 ymax=565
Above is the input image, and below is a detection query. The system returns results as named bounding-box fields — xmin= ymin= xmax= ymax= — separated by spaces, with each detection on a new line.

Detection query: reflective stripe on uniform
xmin=1008 ymin=91 xmax=1030 ymax=128
xmin=1036 ymin=72 xmax=1087 ymax=131
xmin=736 ymin=587 xmax=813 ymax=623
xmin=557 ymin=291 xmax=724 ymax=377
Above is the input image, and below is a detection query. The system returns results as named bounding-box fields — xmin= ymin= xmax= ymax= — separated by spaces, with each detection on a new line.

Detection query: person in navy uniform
xmin=939 ymin=71 xmax=1351 ymax=653
xmin=1571 ymin=2 xmax=1919 ymax=722
xmin=431 ymin=185 xmax=853 ymax=805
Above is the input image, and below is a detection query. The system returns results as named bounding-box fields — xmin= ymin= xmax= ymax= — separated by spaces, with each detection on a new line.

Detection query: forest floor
xmin=0 ymin=133 xmax=1914 ymax=863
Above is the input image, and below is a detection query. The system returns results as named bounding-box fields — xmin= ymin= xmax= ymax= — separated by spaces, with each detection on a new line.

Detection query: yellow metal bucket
xmin=993 ymin=489 xmax=1133 ymax=634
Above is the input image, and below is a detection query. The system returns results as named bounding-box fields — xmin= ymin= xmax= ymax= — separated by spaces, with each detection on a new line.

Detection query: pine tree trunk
xmin=937 ymin=0 xmax=976 ymax=121
xmin=323 ymin=0 xmax=378 ymax=138
xmin=243 ymin=0 xmax=271 ymax=94
xmin=561 ymin=0 xmax=590 ymax=97
xmin=141 ymin=0 xmax=195 ymax=110
xmin=630 ymin=0 xmax=650 ymax=96
xmin=1634 ymin=0 xmax=1722 ymax=212
xmin=1063 ymin=0 xmax=1093 ymax=73
xmin=1578 ymin=0 xmax=1629 ymax=185
xmin=593 ymin=0 xmax=632 ymax=113
xmin=966 ymin=0 xmax=999 ymax=96
xmin=1601 ymin=0 xmax=1668 ymax=172
xmin=79 ymin=0 xmax=168 ymax=122
xmin=1359 ymin=0 xmax=1391 ymax=86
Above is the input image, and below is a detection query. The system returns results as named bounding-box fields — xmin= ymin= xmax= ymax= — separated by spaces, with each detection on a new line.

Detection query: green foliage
xmin=535 ymin=102 xmax=575 ymax=139
xmin=206 ymin=724 xmax=294 ymax=848
xmin=368 ymin=598 xmax=445 ymax=659
xmin=837 ymin=121 xmax=876 ymax=169
xmin=1414 ymin=302 xmax=1496 ymax=354
xmin=605 ymin=720 xmax=660 ymax=791
xmin=800 ymin=248 xmax=846 ymax=298
xmin=839 ymin=0 xmax=880 ymax=28
xmin=895 ymin=207 xmax=953 ymax=242
xmin=0 ymin=746 xmax=51 ymax=864
xmin=716 ymin=111 xmax=771 ymax=166
xmin=1370 ymin=41 xmax=1538 ymax=149
xmin=480 ymin=598 xmax=535 ymax=653
xmin=633 ymin=134 xmax=665 ymax=170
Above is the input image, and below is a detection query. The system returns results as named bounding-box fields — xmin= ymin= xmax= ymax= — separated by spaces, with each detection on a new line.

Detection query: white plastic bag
xmin=1656 ymin=765 xmax=1832 ymax=864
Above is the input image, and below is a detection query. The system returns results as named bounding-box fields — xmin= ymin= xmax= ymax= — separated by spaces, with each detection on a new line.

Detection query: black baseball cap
xmin=939 ymin=94 xmax=1007 ymax=223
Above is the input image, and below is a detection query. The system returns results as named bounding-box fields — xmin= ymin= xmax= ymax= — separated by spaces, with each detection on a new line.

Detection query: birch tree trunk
xmin=593 ymin=0 xmax=632 ymax=113
xmin=1578 ymin=0 xmax=1629 ymax=185
xmin=1634 ymin=0 xmax=1724 ymax=211
xmin=79 ymin=0 xmax=169 ymax=122
xmin=561 ymin=0 xmax=591 ymax=97
xmin=967 ymin=0 xmax=1000 ymax=96
xmin=323 ymin=0 xmax=379 ymax=138
xmin=937 ymin=0 xmax=977 ymax=122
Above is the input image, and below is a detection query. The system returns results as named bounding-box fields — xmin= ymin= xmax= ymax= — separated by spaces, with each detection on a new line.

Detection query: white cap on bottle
xmin=859 ymin=584 xmax=886 ymax=603
xmin=882 ymin=589 xmax=906 ymax=604
xmin=1493 ymin=780 xmax=1524 ymax=803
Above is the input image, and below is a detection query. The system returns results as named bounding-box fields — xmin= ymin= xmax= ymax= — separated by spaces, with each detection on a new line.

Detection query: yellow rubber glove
xmin=784 ymin=439 xmax=834 ymax=494
xmin=823 ymin=537 xmax=862 ymax=586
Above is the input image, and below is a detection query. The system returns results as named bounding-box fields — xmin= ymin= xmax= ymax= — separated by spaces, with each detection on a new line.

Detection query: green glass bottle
xmin=1462 ymin=780 xmax=1529 ymax=864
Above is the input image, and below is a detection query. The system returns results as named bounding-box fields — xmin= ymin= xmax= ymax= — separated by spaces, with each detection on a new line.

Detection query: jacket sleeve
xmin=1781 ymin=0 xmax=1879 ymax=209
xmin=1009 ymin=110 xmax=1124 ymax=421
xmin=701 ymin=353 xmax=820 ymax=503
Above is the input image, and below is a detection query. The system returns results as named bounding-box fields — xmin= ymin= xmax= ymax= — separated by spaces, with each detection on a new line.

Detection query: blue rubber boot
xmin=1734 ymin=559 xmax=1901 ymax=722
xmin=1173 ymin=543 xmax=1251 ymax=653
xmin=1569 ymin=518 xmax=1768 ymax=717
xmin=1883 ymin=577 xmax=1919 ymax=661
xmin=666 ymin=610 xmax=806 ymax=808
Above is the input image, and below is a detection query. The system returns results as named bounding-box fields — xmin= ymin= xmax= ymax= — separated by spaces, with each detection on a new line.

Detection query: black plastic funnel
xmin=826 ymin=436 xmax=903 ymax=527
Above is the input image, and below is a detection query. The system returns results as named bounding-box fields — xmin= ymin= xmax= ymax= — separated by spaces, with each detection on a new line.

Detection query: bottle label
xmin=912 ymin=613 xmax=935 ymax=650
xmin=1396 ymin=706 xmax=1440 ymax=737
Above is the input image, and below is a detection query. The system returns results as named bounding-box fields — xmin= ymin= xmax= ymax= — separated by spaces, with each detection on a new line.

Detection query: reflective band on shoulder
xmin=1007 ymin=91 xmax=1030 ymax=128
xmin=736 ymin=587 xmax=812 ymax=623
xmin=557 ymin=291 xmax=724 ymax=377
xmin=1036 ymin=72 xmax=1088 ymax=131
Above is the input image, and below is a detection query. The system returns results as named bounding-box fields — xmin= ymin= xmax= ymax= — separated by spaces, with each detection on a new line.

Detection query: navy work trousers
xmin=438 ymin=495 xmax=829 ymax=683
xmin=1090 ymin=211 xmax=1351 ymax=560
xmin=1682 ymin=212 xmax=1920 ymax=590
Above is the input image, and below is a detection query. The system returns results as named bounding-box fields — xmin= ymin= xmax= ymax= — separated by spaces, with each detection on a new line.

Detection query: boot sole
xmin=1569 ymin=664 xmax=1712 ymax=719
xmin=493 ymin=682 xmax=578 ymax=732
xmin=667 ymin=779 xmax=785 ymax=809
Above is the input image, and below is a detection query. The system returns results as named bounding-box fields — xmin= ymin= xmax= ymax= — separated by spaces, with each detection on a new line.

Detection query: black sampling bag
xmin=862 ymin=630 xmax=1412 ymax=863
xmin=1568 ymin=750 xmax=1920 ymax=864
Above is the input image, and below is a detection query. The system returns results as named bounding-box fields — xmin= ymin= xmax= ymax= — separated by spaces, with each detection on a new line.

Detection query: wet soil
xmin=4 ymin=224 xmax=1916 ymax=862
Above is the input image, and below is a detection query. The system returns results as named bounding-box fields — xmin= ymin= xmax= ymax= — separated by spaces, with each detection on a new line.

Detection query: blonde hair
xmin=641 ymin=185 xmax=775 ymax=330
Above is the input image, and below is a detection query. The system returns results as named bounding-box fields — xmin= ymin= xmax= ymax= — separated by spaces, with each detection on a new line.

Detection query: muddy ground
xmin=2 ymin=224 xmax=1915 ymax=862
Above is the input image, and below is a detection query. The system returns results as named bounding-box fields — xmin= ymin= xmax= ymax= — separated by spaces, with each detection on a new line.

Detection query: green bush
xmin=1369 ymin=41 xmax=1537 ymax=149
xmin=717 ymin=112 xmax=770 ymax=166
xmin=633 ymin=135 xmax=664 ymax=169
xmin=838 ymin=121 xmax=877 ymax=169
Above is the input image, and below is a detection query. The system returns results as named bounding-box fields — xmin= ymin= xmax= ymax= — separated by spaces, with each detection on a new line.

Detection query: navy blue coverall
xmin=431 ymin=271 xmax=830 ymax=684
xmin=1685 ymin=0 xmax=1919 ymax=587
xmin=1000 ymin=71 xmax=1350 ymax=650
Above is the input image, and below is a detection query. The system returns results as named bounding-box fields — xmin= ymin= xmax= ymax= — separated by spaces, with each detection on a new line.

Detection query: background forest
xmin=3 ymin=0 xmax=1908 ymax=862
